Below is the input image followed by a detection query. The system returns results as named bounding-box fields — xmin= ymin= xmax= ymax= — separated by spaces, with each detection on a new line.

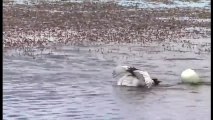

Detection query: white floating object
xmin=181 ymin=69 xmax=201 ymax=84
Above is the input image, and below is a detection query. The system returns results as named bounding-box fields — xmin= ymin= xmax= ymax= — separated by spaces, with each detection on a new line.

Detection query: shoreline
xmin=3 ymin=1 xmax=211 ymax=51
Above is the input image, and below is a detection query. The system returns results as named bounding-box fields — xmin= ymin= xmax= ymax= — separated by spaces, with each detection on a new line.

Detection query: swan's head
xmin=112 ymin=66 xmax=130 ymax=78
xmin=152 ymin=78 xmax=161 ymax=85
xmin=181 ymin=69 xmax=201 ymax=84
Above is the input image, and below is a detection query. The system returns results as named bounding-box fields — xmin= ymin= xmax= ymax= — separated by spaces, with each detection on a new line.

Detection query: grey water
xmin=3 ymin=40 xmax=211 ymax=120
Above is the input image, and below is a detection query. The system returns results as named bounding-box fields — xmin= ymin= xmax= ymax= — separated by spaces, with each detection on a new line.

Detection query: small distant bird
xmin=112 ymin=66 xmax=161 ymax=88
xmin=181 ymin=68 xmax=202 ymax=84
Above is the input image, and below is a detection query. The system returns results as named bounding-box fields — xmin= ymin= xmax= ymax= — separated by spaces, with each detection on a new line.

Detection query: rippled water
xmin=3 ymin=39 xmax=211 ymax=120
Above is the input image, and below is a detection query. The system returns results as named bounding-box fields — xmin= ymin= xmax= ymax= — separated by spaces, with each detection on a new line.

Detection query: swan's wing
xmin=133 ymin=70 xmax=154 ymax=88
xmin=112 ymin=66 xmax=131 ymax=78
xmin=132 ymin=70 xmax=146 ymax=86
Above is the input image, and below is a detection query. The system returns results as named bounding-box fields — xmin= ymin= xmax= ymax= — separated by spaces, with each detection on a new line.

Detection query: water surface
xmin=3 ymin=40 xmax=211 ymax=120
xmin=4 ymin=0 xmax=211 ymax=9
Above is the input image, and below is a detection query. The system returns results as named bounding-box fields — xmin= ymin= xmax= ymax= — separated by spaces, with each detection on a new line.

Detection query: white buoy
xmin=181 ymin=69 xmax=201 ymax=84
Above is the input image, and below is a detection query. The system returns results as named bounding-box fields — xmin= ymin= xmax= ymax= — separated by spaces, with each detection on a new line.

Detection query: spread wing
xmin=133 ymin=70 xmax=154 ymax=88
xmin=132 ymin=70 xmax=146 ymax=86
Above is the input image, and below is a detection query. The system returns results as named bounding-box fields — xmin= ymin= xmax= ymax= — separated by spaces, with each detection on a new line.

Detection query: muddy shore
xmin=3 ymin=1 xmax=210 ymax=50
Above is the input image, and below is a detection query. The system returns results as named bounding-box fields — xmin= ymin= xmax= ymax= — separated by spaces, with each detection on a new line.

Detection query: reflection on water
xmin=3 ymin=42 xmax=210 ymax=120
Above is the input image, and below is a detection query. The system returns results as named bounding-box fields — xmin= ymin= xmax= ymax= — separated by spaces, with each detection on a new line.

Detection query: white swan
xmin=181 ymin=68 xmax=202 ymax=84
xmin=112 ymin=66 xmax=161 ymax=88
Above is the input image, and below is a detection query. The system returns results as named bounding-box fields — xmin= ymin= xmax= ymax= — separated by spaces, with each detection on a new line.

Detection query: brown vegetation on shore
xmin=3 ymin=1 xmax=210 ymax=49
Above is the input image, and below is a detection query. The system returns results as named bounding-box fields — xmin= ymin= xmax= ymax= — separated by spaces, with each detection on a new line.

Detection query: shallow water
xmin=5 ymin=0 xmax=211 ymax=9
xmin=3 ymin=39 xmax=211 ymax=120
